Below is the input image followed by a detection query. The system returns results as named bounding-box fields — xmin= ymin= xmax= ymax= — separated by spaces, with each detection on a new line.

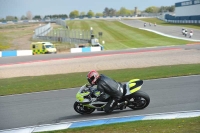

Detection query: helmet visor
xmin=88 ymin=76 xmax=95 ymax=84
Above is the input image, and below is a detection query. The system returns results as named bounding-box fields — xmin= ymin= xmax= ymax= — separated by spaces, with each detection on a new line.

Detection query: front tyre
xmin=127 ymin=90 xmax=150 ymax=110
xmin=74 ymin=101 xmax=95 ymax=115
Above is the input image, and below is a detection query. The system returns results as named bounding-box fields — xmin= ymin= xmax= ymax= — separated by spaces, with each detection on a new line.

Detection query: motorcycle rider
xmin=87 ymin=70 xmax=125 ymax=113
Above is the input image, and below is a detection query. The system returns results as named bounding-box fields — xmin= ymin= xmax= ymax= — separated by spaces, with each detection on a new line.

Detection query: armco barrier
xmin=91 ymin=47 xmax=103 ymax=51
xmin=17 ymin=50 xmax=32 ymax=56
xmin=1 ymin=48 xmax=102 ymax=56
xmin=70 ymin=47 xmax=102 ymax=53
xmin=0 ymin=50 xmax=32 ymax=57
xmin=82 ymin=47 xmax=91 ymax=52
xmin=2 ymin=50 xmax=17 ymax=57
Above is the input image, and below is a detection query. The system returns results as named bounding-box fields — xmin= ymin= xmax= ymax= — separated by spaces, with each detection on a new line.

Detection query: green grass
xmin=0 ymin=24 xmax=32 ymax=29
xmin=66 ymin=20 xmax=192 ymax=50
xmin=0 ymin=23 xmax=62 ymax=50
xmin=0 ymin=32 xmax=11 ymax=50
xmin=41 ymin=116 xmax=200 ymax=133
xmin=0 ymin=64 xmax=200 ymax=96
xmin=0 ymin=19 xmax=197 ymax=51
xmin=0 ymin=23 xmax=36 ymax=50
xmin=139 ymin=18 xmax=200 ymax=30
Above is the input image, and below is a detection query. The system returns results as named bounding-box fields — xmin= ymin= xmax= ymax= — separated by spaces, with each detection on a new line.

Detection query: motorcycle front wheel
xmin=74 ymin=101 xmax=95 ymax=115
xmin=127 ymin=90 xmax=150 ymax=110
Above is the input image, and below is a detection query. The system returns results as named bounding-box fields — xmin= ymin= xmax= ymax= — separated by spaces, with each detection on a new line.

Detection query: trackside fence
xmin=32 ymin=23 xmax=91 ymax=45
xmin=167 ymin=20 xmax=200 ymax=24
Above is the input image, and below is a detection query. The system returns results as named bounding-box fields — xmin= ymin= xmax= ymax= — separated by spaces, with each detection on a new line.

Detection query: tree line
xmin=0 ymin=5 xmax=174 ymax=22
xmin=144 ymin=5 xmax=175 ymax=13
xmin=69 ymin=7 xmax=137 ymax=18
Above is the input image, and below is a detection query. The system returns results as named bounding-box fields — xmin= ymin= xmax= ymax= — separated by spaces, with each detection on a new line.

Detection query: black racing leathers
xmin=95 ymin=74 xmax=123 ymax=113
xmin=96 ymin=74 xmax=123 ymax=102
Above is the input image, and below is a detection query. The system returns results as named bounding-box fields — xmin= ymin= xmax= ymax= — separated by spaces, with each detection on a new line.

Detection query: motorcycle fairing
xmin=127 ymin=79 xmax=143 ymax=94
xmin=76 ymin=84 xmax=90 ymax=102
xmin=76 ymin=91 xmax=90 ymax=102
xmin=94 ymin=90 xmax=100 ymax=97
xmin=86 ymin=102 xmax=107 ymax=108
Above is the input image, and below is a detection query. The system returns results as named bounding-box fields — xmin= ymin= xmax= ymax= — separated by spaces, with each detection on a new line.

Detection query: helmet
xmin=87 ymin=70 xmax=99 ymax=85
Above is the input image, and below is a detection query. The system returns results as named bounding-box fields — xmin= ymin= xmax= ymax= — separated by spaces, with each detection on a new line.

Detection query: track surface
xmin=0 ymin=45 xmax=200 ymax=79
xmin=0 ymin=75 xmax=200 ymax=130
xmin=121 ymin=19 xmax=200 ymax=40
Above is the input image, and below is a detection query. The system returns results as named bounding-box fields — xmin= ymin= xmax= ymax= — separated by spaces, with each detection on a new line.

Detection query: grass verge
xmin=0 ymin=23 xmax=37 ymax=50
xmin=40 ymin=116 xmax=200 ymax=133
xmin=0 ymin=64 xmax=200 ymax=96
xmin=66 ymin=20 xmax=191 ymax=50
xmin=0 ymin=19 xmax=195 ymax=51
xmin=0 ymin=23 xmax=62 ymax=51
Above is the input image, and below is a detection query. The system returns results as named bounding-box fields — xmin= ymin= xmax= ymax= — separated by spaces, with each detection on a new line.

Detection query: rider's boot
xmin=118 ymin=101 xmax=128 ymax=110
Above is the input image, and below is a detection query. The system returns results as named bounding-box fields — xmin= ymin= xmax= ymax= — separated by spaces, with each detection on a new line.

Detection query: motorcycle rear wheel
xmin=127 ymin=90 xmax=150 ymax=110
xmin=74 ymin=101 xmax=95 ymax=115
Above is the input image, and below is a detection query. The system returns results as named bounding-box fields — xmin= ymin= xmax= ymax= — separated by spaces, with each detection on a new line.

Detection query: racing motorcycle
xmin=74 ymin=79 xmax=150 ymax=114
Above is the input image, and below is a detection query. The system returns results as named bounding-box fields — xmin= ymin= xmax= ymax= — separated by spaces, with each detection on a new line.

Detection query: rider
xmin=87 ymin=70 xmax=125 ymax=113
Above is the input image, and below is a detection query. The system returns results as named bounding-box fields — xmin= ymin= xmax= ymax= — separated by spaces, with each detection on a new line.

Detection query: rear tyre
xmin=74 ymin=101 xmax=95 ymax=115
xmin=127 ymin=90 xmax=150 ymax=110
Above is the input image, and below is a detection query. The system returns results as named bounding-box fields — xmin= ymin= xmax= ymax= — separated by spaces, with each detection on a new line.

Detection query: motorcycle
xmin=74 ymin=79 xmax=150 ymax=114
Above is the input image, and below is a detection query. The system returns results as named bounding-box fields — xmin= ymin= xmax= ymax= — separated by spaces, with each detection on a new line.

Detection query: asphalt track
xmin=0 ymin=44 xmax=200 ymax=66
xmin=0 ymin=75 xmax=200 ymax=130
xmin=121 ymin=19 xmax=200 ymax=40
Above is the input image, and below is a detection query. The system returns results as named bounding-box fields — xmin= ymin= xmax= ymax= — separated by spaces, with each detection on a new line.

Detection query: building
xmin=165 ymin=0 xmax=200 ymax=23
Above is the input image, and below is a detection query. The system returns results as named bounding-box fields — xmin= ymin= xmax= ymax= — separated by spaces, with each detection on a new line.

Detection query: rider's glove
xmin=86 ymin=84 xmax=92 ymax=88
xmin=91 ymin=98 xmax=97 ymax=102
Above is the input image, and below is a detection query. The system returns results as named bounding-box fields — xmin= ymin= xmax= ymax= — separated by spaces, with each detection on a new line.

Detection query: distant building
xmin=165 ymin=0 xmax=200 ymax=21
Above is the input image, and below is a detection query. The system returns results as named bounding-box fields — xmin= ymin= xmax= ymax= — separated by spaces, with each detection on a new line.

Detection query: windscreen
xmin=45 ymin=44 xmax=54 ymax=48
xmin=79 ymin=84 xmax=88 ymax=93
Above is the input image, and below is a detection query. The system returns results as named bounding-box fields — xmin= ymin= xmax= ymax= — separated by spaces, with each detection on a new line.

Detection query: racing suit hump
xmin=97 ymin=74 xmax=123 ymax=101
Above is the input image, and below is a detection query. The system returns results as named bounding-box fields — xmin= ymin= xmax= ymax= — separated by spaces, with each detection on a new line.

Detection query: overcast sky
xmin=0 ymin=0 xmax=182 ymax=18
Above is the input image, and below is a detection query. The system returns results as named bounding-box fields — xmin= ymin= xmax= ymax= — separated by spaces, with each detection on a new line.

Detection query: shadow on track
xmin=56 ymin=108 xmax=135 ymax=123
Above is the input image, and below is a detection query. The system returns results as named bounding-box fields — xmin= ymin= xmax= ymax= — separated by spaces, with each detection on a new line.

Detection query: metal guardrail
xmin=32 ymin=22 xmax=91 ymax=45
xmin=167 ymin=19 xmax=200 ymax=24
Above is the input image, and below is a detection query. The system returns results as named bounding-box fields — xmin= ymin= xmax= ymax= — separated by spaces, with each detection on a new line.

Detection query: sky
xmin=0 ymin=0 xmax=182 ymax=18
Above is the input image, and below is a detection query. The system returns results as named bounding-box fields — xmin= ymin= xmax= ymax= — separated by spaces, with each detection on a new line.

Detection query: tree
xmin=103 ymin=7 xmax=117 ymax=16
xmin=69 ymin=10 xmax=79 ymax=18
xmin=158 ymin=5 xmax=175 ymax=13
xmin=103 ymin=7 xmax=109 ymax=16
xmin=118 ymin=7 xmax=128 ymax=15
xmin=52 ymin=14 xmax=58 ymax=19
xmin=14 ymin=16 xmax=18 ymax=20
xmin=26 ymin=11 xmax=32 ymax=20
xmin=80 ymin=12 xmax=85 ymax=17
xmin=109 ymin=8 xmax=117 ymax=16
xmin=145 ymin=6 xmax=159 ymax=13
xmin=6 ymin=16 xmax=15 ymax=21
xmin=33 ymin=15 xmax=42 ymax=20
xmin=87 ymin=10 xmax=94 ymax=17
xmin=61 ymin=14 xmax=68 ymax=19
xmin=168 ymin=5 xmax=175 ymax=12
xmin=21 ymin=15 xmax=28 ymax=20
xmin=158 ymin=6 xmax=167 ymax=13
xmin=0 ymin=18 xmax=5 ymax=22
xmin=96 ymin=13 xmax=103 ymax=17
xmin=126 ymin=10 xmax=132 ymax=15
xmin=44 ymin=15 xmax=52 ymax=19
